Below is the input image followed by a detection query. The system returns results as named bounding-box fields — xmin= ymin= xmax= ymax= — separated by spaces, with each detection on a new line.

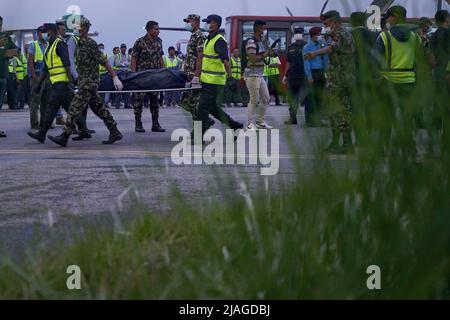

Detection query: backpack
xmin=241 ymin=36 xmax=259 ymax=70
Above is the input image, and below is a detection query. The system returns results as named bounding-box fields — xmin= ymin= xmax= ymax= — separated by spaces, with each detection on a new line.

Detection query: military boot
xmin=135 ymin=116 xmax=145 ymax=133
xmin=339 ymin=131 xmax=355 ymax=154
xmin=151 ymin=115 xmax=166 ymax=133
xmin=324 ymin=129 xmax=341 ymax=153
xmin=27 ymin=130 xmax=45 ymax=143
xmin=102 ymin=126 xmax=123 ymax=145
xmin=72 ymin=131 xmax=92 ymax=141
xmin=47 ymin=132 xmax=70 ymax=147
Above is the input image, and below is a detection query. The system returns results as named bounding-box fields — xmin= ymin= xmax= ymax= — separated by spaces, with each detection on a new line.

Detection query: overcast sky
xmin=1 ymin=0 xmax=448 ymax=54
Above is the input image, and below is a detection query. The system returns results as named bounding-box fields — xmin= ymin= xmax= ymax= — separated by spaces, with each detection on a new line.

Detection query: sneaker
xmin=246 ymin=122 xmax=257 ymax=132
xmin=256 ymin=122 xmax=273 ymax=129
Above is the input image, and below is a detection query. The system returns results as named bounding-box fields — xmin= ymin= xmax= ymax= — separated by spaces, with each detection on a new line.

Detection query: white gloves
xmin=113 ymin=76 xmax=124 ymax=91
xmin=191 ymin=76 xmax=200 ymax=85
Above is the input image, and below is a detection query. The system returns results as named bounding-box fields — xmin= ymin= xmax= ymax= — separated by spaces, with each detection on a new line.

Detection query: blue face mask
xmin=185 ymin=23 xmax=193 ymax=32
xmin=204 ymin=23 xmax=211 ymax=32
xmin=42 ymin=33 xmax=49 ymax=42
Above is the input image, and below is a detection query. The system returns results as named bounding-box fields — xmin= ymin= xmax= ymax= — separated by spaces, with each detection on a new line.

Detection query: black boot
xmin=27 ymin=130 xmax=46 ymax=143
xmin=135 ymin=116 xmax=145 ymax=133
xmin=72 ymin=131 xmax=92 ymax=141
xmin=339 ymin=131 xmax=355 ymax=154
xmin=285 ymin=111 xmax=298 ymax=125
xmin=102 ymin=126 xmax=123 ymax=145
xmin=325 ymin=129 xmax=341 ymax=153
xmin=0 ymin=131 xmax=6 ymax=138
xmin=152 ymin=116 xmax=166 ymax=132
xmin=47 ymin=132 xmax=70 ymax=147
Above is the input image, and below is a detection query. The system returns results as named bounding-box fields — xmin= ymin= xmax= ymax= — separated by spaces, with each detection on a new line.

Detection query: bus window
xmin=267 ymin=29 xmax=287 ymax=52
xmin=242 ymin=21 xmax=255 ymax=41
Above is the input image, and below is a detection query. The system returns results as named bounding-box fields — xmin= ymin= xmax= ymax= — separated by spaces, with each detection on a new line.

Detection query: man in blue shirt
xmin=303 ymin=27 xmax=328 ymax=126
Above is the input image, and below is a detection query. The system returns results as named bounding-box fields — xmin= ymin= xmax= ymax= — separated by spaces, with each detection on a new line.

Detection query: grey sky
xmin=1 ymin=0 xmax=448 ymax=54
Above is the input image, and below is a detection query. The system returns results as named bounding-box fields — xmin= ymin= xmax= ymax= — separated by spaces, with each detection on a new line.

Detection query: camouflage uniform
xmin=131 ymin=34 xmax=164 ymax=120
xmin=325 ymin=25 xmax=355 ymax=135
xmin=63 ymin=37 xmax=117 ymax=135
xmin=180 ymin=27 xmax=206 ymax=118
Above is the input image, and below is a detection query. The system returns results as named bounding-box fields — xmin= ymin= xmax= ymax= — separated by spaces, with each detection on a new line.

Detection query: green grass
xmin=0 ymin=52 xmax=449 ymax=299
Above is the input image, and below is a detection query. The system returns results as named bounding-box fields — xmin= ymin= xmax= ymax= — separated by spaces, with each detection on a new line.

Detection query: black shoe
xmin=47 ymin=133 xmax=70 ymax=147
xmin=72 ymin=131 xmax=92 ymax=141
xmin=230 ymin=121 xmax=244 ymax=130
xmin=135 ymin=117 xmax=145 ymax=133
xmin=152 ymin=123 xmax=166 ymax=132
xmin=27 ymin=131 xmax=45 ymax=143
xmin=102 ymin=127 xmax=123 ymax=144
xmin=72 ymin=129 xmax=80 ymax=135
xmin=0 ymin=130 xmax=7 ymax=138
xmin=285 ymin=119 xmax=298 ymax=125
xmin=207 ymin=118 xmax=215 ymax=129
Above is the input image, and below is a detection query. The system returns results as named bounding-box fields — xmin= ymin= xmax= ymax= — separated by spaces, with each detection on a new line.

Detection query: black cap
xmin=202 ymin=14 xmax=222 ymax=25
xmin=36 ymin=26 xmax=45 ymax=33
xmin=55 ymin=19 xmax=65 ymax=26
xmin=384 ymin=5 xmax=407 ymax=19
xmin=321 ymin=10 xmax=340 ymax=21
xmin=293 ymin=27 xmax=304 ymax=34
xmin=42 ymin=23 xmax=57 ymax=32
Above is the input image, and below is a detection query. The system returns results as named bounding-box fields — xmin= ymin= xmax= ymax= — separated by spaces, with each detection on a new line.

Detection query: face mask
xmin=262 ymin=30 xmax=268 ymax=37
xmin=42 ymin=34 xmax=49 ymax=42
xmin=185 ymin=23 xmax=193 ymax=32
xmin=385 ymin=23 xmax=391 ymax=30
xmin=293 ymin=34 xmax=303 ymax=41
xmin=317 ymin=36 xmax=323 ymax=42
xmin=204 ymin=23 xmax=211 ymax=32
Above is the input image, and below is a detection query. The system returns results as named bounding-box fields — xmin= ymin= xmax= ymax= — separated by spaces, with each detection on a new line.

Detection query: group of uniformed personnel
xmin=1 ymin=7 xmax=449 ymax=156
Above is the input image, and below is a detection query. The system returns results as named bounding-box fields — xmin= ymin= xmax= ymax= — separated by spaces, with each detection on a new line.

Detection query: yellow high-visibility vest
xmin=99 ymin=54 xmax=108 ymax=75
xmin=230 ymin=57 xmax=241 ymax=80
xmin=380 ymin=30 xmax=420 ymax=84
xmin=164 ymin=56 xmax=179 ymax=69
xmin=33 ymin=40 xmax=45 ymax=63
xmin=21 ymin=54 xmax=28 ymax=75
xmin=44 ymin=37 xmax=70 ymax=84
xmin=8 ymin=57 xmax=24 ymax=80
xmin=263 ymin=57 xmax=280 ymax=77
xmin=201 ymin=33 xmax=227 ymax=85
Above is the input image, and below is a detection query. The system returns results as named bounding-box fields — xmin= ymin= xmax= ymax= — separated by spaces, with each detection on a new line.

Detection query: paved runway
xmin=0 ymin=105 xmax=355 ymax=254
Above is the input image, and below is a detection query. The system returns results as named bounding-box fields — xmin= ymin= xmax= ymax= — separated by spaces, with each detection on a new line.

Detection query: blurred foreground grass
xmin=0 ymin=59 xmax=449 ymax=299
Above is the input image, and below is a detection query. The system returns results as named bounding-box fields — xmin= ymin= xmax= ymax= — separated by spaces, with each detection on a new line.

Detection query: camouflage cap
xmin=419 ymin=17 xmax=432 ymax=27
xmin=321 ymin=10 xmax=341 ymax=21
xmin=183 ymin=14 xmax=200 ymax=22
xmin=80 ymin=17 xmax=91 ymax=27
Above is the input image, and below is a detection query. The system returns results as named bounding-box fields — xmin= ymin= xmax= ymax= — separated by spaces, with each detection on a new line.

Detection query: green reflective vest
xmin=201 ymin=33 xmax=227 ymax=85
xmin=263 ymin=57 xmax=280 ymax=77
xmin=380 ymin=30 xmax=420 ymax=84
xmin=230 ymin=57 xmax=241 ymax=80
xmin=44 ymin=37 xmax=69 ymax=84
xmin=8 ymin=57 xmax=24 ymax=80
xmin=164 ymin=56 xmax=179 ymax=69
xmin=99 ymin=54 xmax=108 ymax=75
xmin=33 ymin=40 xmax=45 ymax=63
xmin=21 ymin=54 xmax=28 ymax=75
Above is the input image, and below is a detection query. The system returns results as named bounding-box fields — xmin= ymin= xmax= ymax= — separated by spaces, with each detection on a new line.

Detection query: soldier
xmin=179 ymin=14 xmax=214 ymax=127
xmin=47 ymin=17 xmax=124 ymax=147
xmin=130 ymin=20 xmax=166 ymax=133
xmin=304 ymin=10 xmax=355 ymax=154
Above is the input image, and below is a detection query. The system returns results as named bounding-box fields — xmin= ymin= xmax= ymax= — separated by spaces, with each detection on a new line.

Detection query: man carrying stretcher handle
xmin=47 ymin=17 xmax=124 ymax=147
